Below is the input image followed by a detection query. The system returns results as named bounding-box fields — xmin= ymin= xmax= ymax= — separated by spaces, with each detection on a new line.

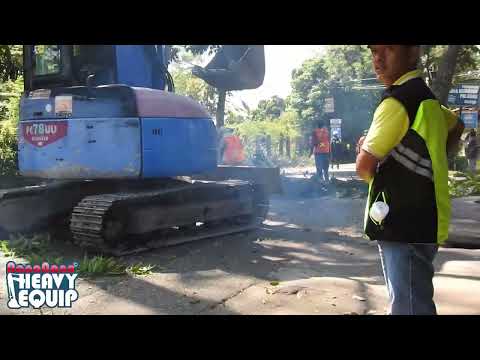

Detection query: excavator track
xmin=70 ymin=193 xmax=129 ymax=253
xmin=70 ymin=180 xmax=268 ymax=256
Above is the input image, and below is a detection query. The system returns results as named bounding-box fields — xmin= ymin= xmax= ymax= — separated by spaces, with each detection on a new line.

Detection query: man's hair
xmin=317 ymin=119 xmax=326 ymax=128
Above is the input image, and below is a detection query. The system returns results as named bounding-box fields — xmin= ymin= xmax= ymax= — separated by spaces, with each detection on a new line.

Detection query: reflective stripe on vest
xmin=396 ymin=143 xmax=432 ymax=169
xmin=390 ymin=144 xmax=433 ymax=181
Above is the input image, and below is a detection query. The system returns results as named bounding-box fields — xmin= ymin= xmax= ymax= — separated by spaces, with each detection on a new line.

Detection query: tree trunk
xmin=279 ymin=135 xmax=284 ymax=156
xmin=266 ymin=135 xmax=272 ymax=157
xmin=431 ymin=45 xmax=463 ymax=105
xmin=295 ymin=137 xmax=302 ymax=156
xmin=304 ymin=133 xmax=311 ymax=155
xmin=1 ymin=46 xmax=13 ymax=82
xmin=216 ymin=90 xmax=227 ymax=128
xmin=286 ymin=136 xmax=291 ymax=158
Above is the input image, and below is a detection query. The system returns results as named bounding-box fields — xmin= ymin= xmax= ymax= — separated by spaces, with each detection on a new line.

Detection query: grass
xmin=77 ymin=257 xmax=155 ymax=277
xmin=77 ymin=256 xmax=127 ymax=277
xmin=0 ymin=233 xmax=63 ymax=264
xmin=0 ymin=234 xmax=155 ymax=277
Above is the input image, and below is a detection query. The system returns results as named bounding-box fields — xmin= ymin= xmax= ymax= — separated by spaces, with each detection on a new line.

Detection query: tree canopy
xmin=251 ymin=96 xmax=286 ymax=121
xmin=288 ymin=45 xmax=382 ymax=142
xmin=0 ymin=45 xmax=22 ymax=82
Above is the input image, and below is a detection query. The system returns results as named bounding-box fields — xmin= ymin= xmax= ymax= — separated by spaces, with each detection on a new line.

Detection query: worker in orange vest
xmin=309 ymin=119 xmax=331 ymax=182
xmin=219 ymin=128 xmax=246 ymax=165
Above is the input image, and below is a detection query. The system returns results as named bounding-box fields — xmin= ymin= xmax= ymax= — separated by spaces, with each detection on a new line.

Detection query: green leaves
xmin=77 ymin=256 xmax=126 ymax=277
xmin=251 ymin=96 xmax=286 ymax=122
xmin=289 ymin=45 xmax=381 ymax=140
xmin=0 ymin=240 xmax=15 ymax=257
xmin=0 ymin=75 xmax=23 ymax=176
xmin=0 ymin=45 xmax=23 ymax=82
xmin=77 ymin=257 xmax=156 ymax=277
xmin=172 ymin=67 xmax=219 ymax=116
xmin=232 ymin=110 xmax=300 ymax=157
xmin=126 ymin=263 xmax=156 ymax=276
xmin=449 ymin=172 xmax=480 ymax=198
xmin=322 ymin=45 xmax=373 ymax=83
xmin=0 ymin=234 xmax=64 ymax=265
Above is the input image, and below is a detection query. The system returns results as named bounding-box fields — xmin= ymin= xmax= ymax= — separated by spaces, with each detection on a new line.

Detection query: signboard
xmin=461 ymin=110 xmax=478 ymax=129
xmin=330 ymin=118 xmax=342 ymax=141
xmin=324 ymin=97 xmax=334 ymax=113
xmin=448 ymin=85 xmax=479 ymax=106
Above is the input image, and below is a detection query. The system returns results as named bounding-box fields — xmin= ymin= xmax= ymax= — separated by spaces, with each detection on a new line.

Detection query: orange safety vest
xmin=312 ymin=128 xmax=330 ymax=154
xmin=223 ymin=135 xmax=246 ymax=164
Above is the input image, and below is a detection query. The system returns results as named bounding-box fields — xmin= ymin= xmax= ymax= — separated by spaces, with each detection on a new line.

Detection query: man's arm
xmin=447 ymin=118 xmax=465 ymax=157
xmin=356 ymin=148 xmax=379 ymax=183
xmin=356 ymin=98 xmax=411 ymax=183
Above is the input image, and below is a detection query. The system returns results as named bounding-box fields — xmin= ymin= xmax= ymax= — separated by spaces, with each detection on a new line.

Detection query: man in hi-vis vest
xmin=356 ymin=45 xmax=464 ymax=315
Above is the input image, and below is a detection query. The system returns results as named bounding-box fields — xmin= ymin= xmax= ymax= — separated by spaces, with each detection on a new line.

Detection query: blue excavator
xmin=0 ymin=45 xmax=279 ymax=256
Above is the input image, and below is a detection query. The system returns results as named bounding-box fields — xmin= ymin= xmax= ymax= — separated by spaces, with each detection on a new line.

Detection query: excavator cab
xmin=23 ymin=45 xmax=171 ymax=92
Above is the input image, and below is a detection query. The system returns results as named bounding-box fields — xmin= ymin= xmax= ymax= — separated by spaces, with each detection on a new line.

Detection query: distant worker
xmin=310 ymin=119 xmax=330 ymax=182
xmin=465 ymin=129 xmax=478 ymax=173
xmin=330 ymin=135 xmax=341 ymax=170
xmin=253 ymin=134 xmax=274 ymax=167
xmin=219 ymin=128 xmax=246 ymax=165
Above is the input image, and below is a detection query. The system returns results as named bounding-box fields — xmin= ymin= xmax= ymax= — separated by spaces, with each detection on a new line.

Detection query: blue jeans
xmin=315 ymin=153 xmax=329 ymax=182
xmin=377 ymin=241 xmax=438 ymax=315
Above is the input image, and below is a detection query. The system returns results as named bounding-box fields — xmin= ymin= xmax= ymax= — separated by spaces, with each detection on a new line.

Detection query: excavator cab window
xmin=33 ymin=45 xmax=62 ymax=76
xmin=71 ymin=45 xmax=116 ymax=85
xmin=24 ymin=45 xmax=73 ymax=92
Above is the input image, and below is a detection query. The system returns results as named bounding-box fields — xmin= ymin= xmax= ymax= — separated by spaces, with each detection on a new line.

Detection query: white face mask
xmin=369 ymin=201 xmax=389 ymax=224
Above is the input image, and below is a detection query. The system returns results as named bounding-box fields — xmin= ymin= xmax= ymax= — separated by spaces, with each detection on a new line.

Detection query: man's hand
xmin=356 ymin=149 xmax=380 ymax=183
